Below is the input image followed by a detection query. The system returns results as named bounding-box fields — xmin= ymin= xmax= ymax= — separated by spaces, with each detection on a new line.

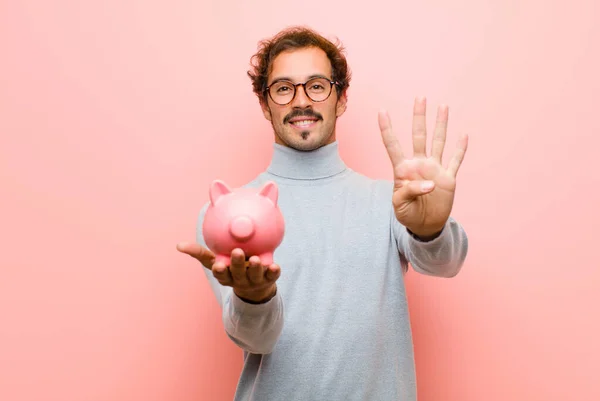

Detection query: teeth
xmin=291 ymin=120 xmax=316 ymax=127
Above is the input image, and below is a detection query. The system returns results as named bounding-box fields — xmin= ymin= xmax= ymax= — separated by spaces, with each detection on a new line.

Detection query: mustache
xmin=283 ymin=109 xmax=323 ymax=124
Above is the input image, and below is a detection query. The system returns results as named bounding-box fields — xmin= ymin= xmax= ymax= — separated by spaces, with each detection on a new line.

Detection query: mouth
xmin=288 ymin=118 xmax=319 ymax=129
xmin=284 ymin=110 xmax=323 ymax=131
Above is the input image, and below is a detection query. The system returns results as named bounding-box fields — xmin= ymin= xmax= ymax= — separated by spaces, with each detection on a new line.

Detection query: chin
xmin=280 ymin=131 xmax=332 ymax=151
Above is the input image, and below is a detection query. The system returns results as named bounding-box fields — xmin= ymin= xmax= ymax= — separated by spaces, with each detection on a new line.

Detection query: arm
xmin=187 ymin=204 xmax=285 ymax=354
xmin=393 ymin=215 xmax=468 ymax=278
xmin=379 ymin=97 xmax=470 ymax=278
xmin=208 ymin=276 xmax=284 ymax=354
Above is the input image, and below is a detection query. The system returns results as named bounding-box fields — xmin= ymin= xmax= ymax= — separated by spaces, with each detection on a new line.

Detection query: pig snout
xmin=229 ymin=216 xmax=256 ymax=241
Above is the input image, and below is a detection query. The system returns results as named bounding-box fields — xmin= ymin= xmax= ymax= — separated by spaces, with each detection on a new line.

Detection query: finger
xmin=265 ymin=264 xmax=281 ymax=282
xmin=431 ymin=104 xmax=449 ymax=163
xmin=229 ymin=248 xmax=249 ymax=285
xmin=212 ymin=262 xmax=234 ymax=286
xmin=394 ymin=158 xmax=423 ymax=181
xmin=176 ymin=242 xmax=215 ymax=269
xmin=393 ymin=180 xmax=435 ymax=204
xmin=412 ymin=96 xmax=427 ymax=157
xmin=447 ymin=133 xmax=469 ymax=177
xmin=378 ymin=110 xmax=405 ymax=167
xmin=246 ymin=256 xmax=264 ymax=284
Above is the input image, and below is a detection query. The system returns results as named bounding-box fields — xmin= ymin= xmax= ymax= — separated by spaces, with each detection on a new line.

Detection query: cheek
xmin=321 ymin=104 xmax=338 ymax=120
xmin=273 ymin=108 xmax=289 ymax=124
xmin=264 ymin=101 xmax=288 ymax=123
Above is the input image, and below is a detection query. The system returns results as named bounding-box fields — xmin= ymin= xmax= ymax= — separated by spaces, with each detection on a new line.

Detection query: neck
xmin=266 ymin=141 xmax=347 ymax=180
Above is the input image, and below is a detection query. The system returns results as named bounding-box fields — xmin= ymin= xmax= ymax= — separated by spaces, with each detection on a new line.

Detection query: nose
xmin=290 ymin=83 xmax=311 ymax=108
xmin=229 ymin=216 xmax=255 ymax=242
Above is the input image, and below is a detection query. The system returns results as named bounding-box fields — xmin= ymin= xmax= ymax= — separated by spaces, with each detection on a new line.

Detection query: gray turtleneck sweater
xmin=196 ymin=141 xmax=468 ymax=401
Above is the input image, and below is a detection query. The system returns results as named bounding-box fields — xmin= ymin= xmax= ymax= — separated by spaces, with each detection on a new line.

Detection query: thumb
xmin=176 ymin=242 xmax=215 ymax=269
xmin=394 ymin=180 xmax=435 ymax=204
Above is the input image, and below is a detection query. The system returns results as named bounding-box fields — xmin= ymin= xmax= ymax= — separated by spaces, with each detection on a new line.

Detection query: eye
xmin=276 ymin=85 xmax=292 ymax=93
xmin=306 ymin=78 xmax=329 ymax=93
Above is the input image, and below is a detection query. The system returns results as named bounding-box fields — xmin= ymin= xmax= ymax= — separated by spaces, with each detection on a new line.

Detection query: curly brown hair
xmin=247 ymin=26 xmax=351 ymax=105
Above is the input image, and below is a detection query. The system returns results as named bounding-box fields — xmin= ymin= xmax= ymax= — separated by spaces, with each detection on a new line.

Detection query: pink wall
xmin=1 ymin=1 xmax=598 ymax=400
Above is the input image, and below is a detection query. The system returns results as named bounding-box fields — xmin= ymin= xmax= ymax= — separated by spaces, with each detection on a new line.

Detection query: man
xmin=177 ymin=26 xmax=469 ymax=400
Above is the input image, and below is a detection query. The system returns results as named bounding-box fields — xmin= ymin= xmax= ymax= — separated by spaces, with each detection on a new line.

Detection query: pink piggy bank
xmin=202 ymin=179 xmax=285 ymax=266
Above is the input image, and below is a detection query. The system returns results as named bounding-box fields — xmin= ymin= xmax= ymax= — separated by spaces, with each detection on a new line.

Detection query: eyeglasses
xmin=265 ymin=77 xmax=339 ymax=106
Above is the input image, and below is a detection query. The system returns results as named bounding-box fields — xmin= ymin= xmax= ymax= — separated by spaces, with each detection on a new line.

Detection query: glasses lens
xmin=305 ymin=78 xmax=331 ymax=102
xmin=269 ymin=81 xmax=295 ymax=105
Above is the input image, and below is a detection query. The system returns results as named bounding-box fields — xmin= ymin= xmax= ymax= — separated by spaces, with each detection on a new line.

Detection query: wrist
xmin=235 ymin=285 xmax=277 ymax=304
xmin=407 ymin=225 xmax=445 ymax=242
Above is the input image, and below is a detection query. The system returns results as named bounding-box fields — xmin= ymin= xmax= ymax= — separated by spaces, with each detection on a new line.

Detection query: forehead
xmin=268 ymin=47 xmax=332 ymax=83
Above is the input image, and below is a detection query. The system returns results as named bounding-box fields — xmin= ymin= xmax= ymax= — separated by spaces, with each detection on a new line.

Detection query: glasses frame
xmin=264 ymin=77 xmax=340 ymax=106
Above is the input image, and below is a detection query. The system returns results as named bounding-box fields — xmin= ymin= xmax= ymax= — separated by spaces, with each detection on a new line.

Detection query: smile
xmin=289 ymin=119 xmax=319 ymax=128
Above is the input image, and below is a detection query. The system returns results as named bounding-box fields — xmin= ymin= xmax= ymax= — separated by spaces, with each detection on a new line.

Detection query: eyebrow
xmin=268 ymin=74 xmax=332 ymax=86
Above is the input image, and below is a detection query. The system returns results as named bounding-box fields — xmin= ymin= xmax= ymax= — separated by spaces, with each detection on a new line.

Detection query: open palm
xmin=378 ymin=97 xmax=468 ymax=238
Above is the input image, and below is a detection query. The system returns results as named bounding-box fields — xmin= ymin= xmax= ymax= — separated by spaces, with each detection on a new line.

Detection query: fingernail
xmin=421 ymin=181 xmax=434 ymax=192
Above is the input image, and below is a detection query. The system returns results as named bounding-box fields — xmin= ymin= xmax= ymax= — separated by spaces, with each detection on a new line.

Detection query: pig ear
xmin=209 ymin=180 xmax=231 ymax=205
xmin=258 ymin=181 xmax=278 ymax=205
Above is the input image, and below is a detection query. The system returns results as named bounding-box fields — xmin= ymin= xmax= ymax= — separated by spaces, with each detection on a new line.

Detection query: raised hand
xmin=378 ymin=97 xmax=468 ymax=239
xmin=176 ymin=242 xmax=280 ymax=303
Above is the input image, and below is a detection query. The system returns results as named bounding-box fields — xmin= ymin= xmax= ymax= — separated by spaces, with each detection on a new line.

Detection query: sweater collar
xmin=266 ymin=141 xmax=347 ymax=180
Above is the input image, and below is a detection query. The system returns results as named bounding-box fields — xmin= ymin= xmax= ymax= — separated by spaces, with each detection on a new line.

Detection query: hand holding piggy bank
xmin=202 ymin=179 xmax=285 ymax=266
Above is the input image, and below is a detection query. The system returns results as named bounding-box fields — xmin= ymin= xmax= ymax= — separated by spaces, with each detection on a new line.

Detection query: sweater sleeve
xmin=393 ymin=213 xmax=469 ymax=278
xmin=196 ymin=203 xmax=285 ymax=354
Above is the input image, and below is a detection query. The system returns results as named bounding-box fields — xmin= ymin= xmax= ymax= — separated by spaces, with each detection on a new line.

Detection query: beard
xmin=271 ymin=119 xmax=336 ymax=151
xmin=274 ymin=108 xmax=333 ymax=151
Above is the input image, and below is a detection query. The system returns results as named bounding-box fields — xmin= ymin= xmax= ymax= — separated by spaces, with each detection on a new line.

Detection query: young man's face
xmin=261 ymin=47 xmax=347 ymax=151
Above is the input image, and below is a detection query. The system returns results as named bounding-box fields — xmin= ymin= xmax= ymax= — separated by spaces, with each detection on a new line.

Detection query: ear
xmin=209 ymin=180 xmax=231 ymax=205
xmin=258 ymin=181 xmax=278 ymax=205
xmin=336 ymin=91 xmax=348 ymax=117
xmin=261 ymin=100 xmax=273 ymax=122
